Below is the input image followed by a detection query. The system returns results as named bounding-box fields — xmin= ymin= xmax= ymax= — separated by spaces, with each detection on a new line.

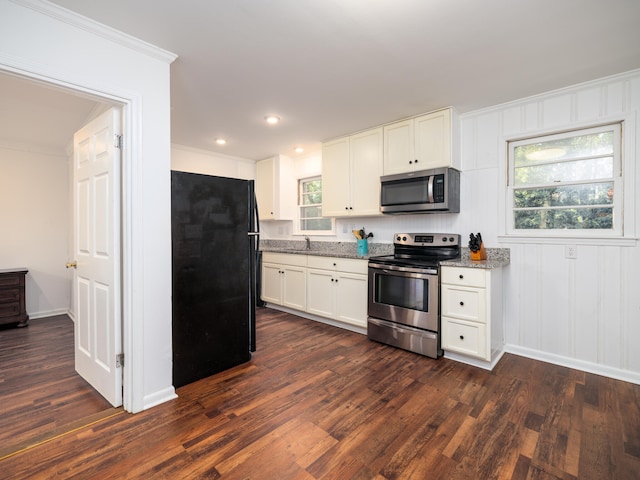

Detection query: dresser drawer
xmin=441 ymin=267 xmax=486 ymax=288
xmin=441 ymin=285 xmax=486 ymax=323
xmin=0 ymin=288 xmax=20 ymax=304
xmin=0 ymin=275 xmax=21 ymax=288
xmin=442 ymin=317 xmax=487 ymax=359
xmin=0 ymin=303 xmax=21 ymax=319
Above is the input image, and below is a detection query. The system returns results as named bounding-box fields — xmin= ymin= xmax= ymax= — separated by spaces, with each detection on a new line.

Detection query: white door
xmin=71 ymin=107 xmax=122 ymax=407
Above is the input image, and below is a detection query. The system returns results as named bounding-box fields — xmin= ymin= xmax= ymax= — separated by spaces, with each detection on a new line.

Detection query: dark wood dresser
xmin=0 ymin=269 xmax=29 ymax=327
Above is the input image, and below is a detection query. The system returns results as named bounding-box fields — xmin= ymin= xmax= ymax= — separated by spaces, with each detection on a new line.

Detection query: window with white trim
xmin=507 ymin=123 xmax=622 ymax=236
xmin=298 ymin=176 xmax=333 ymax=234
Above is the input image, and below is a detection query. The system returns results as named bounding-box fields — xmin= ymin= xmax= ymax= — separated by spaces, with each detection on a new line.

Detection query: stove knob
xmin=449 ymin=236 xmax=455 ymax=242
xmin=402 ymin=236 xmax=407 ymax=241
xmin=442 ymin=236 xmax=448 ymax=242
xmin=396 ymin=236 xmax=401 ymax=241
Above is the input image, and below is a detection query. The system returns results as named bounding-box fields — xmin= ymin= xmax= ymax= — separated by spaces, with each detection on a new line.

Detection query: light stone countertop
xmin=260 ymin=240 xmax=509 ymax=269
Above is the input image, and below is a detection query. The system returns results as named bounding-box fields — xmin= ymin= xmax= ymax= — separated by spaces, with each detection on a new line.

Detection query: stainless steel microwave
xmin=379 ymin=167 xmax=460 ymax=214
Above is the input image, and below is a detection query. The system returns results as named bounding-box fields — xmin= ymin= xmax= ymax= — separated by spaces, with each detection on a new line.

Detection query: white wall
xmin=0 ymin=142 xmax=70 ymax=318
xmin=171 ymin=144 xmax=255 ymax=179
xmin=0 ymin=0 xmax=176 ymax=411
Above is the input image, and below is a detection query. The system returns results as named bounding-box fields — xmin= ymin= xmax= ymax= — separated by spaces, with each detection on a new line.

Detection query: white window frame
xmin=502 ymin=120 xmax=635 ymax=243
xmin=295 ymin=175 xmax=335 ymax=236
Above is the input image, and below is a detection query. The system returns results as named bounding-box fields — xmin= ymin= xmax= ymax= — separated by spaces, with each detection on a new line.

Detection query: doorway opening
xmin=0 ymin=70 xmax=126 ymax=452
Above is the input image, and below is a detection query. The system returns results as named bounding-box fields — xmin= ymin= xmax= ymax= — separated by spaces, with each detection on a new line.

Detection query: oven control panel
xmin=394 ymin=233 xmax=460 ymax=247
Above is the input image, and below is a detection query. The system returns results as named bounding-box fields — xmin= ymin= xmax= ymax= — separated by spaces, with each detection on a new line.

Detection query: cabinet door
xmin=306 ymin=269 xmax=335 ymax=318
xmin=350 ymin=128 xmax=383 ymax=216
xmin=283 ymin=266 xmax=306 ymax=310
xmin=335 ymin=272 xmax=367 ymax=328
xmin=383 ymin=119 xmax=414 ymax=175
xmin=256 ymin=157 xmax=275 ymax=220
xmin=414 ymin=109 xmax=451 ymax=170
xmin=261 ymin=263 xmax=283 ymax=305
xmin=321 ymin=137 xmax=351 ymax=217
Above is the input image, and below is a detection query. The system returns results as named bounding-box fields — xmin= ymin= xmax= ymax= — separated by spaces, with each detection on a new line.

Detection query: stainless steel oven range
xmin=367 ymin=233 xmax=460 ymax=358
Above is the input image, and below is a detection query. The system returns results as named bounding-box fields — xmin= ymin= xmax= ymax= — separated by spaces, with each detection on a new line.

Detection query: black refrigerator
xmin=171 ymin=171 xmax=258 ymax=388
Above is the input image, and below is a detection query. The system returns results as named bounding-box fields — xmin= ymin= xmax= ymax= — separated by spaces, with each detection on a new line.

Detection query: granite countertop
xmin=260 ymin=239 xmax=392 ymax=260
xmin=261 ymin=240 xmax=509 ymax=268
xmin=440 ymin=248 xmax=510 ymax=269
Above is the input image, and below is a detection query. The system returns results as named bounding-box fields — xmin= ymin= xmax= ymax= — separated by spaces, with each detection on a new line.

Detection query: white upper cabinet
xmin=256 ymin=154 xmax=295 ymax=221
xmin=322 ymin=127 xmax=383 ymax=217
xmin=383 ymin=108 xmax=460 ymax=175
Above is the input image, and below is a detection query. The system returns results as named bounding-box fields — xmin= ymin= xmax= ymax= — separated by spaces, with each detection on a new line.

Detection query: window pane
xmin=514 ymin=157 xmax=613 ymax=185
xmin=301 ymin=218 xmax=332 ymax=230
xmin=514 ymin=182 xmax=614 ymax=208
xmin=514 ymin=131 xmax=614 ymax=167
xmin=300 ymin=205 xmax=323 ymax=218
xmin=514 ymin=207 xmax=613 ymax=230
xmin=302 ymin=192 xmax=322 ymax=205
xmin=301 ymin=179 xmax=322 ymax=194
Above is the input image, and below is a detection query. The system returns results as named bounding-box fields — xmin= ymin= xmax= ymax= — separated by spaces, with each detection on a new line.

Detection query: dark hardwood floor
xmin=1 ymin=308 xmax=639 ymax=479
xmin=0 ymin=315 xmax=117 ymax=459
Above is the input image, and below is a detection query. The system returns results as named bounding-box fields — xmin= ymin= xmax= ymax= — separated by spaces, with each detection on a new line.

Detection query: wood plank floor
xmin=0 ymin=315 xmax=116 ymax=458
xmin=2 ymin=308 xmax=639 ymax=479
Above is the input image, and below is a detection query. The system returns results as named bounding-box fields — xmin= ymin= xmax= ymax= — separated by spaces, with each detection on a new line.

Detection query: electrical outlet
xmin=565 ymin=245 xmax=577 ymax=259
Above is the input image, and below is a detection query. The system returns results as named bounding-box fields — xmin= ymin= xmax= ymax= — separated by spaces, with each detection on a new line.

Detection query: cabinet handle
xmin=345 ymin=206 xmax=349 ymax=210
xmin=460 ymin=301 xmax=464 ymax=306
xmin=335 ymin=278 xmax=338 ymax=283
xmin=460 ymin=335 xmax=464 ymax=340
xmin=459 ymin=274 xmax=464 ymax=279
xmin=330 ymin=278 xmax=334 ymax=282
xmin=333 ymin=263 xmax=336 ymax=266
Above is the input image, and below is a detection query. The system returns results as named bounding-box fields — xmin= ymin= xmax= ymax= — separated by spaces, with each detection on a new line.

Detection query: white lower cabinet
xmin=262 ymin=252 xmax=368 ymax=330
xmin=441 ymin=266 xmax=503 ymax=364
xmin=261 ymin=253 xmax=306 ymax=310
xmin=306 ymin=256 xmax=368 ymax=329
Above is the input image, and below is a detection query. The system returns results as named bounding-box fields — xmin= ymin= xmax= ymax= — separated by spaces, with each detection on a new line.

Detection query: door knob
xmin=66 ymin=261 xmax=77 ymax=269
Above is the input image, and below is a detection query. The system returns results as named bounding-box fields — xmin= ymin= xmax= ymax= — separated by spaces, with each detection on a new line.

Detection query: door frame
xmin=0 ymin=66 xmax=140 ymax=412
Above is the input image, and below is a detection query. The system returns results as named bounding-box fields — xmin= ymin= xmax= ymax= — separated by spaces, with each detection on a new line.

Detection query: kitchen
xmin=1 ymin=1 xmax=639 ymax=477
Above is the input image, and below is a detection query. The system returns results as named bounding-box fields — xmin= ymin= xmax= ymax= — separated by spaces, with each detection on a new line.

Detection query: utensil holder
xmin=356 ymin=239 xmax=368 ymax=257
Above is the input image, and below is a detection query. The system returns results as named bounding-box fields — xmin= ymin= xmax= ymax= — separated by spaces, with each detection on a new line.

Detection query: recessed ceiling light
xmin=294 ymin=147 xmax=304 ymax=154
xmin=265 ymin=115 xmax=280 ymax=125
xmin=216 ymin=138 xmax=226 ymax=145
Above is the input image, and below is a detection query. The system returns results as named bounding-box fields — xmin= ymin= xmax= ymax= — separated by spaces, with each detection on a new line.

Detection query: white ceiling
xmin=5 ymin=0 xmax=640 ymax=160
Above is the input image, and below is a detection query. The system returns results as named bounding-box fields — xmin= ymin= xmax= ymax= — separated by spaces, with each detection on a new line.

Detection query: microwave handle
xmin=427 ymin=175 xmax=435 ymax=203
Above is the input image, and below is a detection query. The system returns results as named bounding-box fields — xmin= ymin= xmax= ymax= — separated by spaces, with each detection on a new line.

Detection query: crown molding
xmin=11 ymin=0 xmax=177 ymax=64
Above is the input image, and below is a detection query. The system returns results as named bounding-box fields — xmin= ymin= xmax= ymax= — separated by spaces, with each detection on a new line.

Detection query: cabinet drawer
xmin=307 ymin=256 xmax=367 ymax=274
xmin=262 ymin=253 xmax=307 ymax=267
xmin=442 ymin=317 xmax=487 ymax=359
xmin=0 ymin=288 xmax=20 ymax=304
xmin=441 ymin=267 xmax=486 ymax=288
xmin=441 ymin=285 xmax=485 ymax=323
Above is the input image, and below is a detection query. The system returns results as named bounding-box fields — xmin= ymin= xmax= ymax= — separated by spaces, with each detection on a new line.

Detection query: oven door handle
xmin=368 ymin=262 xmax=438 ymax=276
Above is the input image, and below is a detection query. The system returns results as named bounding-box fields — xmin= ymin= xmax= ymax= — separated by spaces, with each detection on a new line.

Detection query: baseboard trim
xmin=143 ymin=387 xmax=177 ymax=411
xmin=505 ymin=344 xmax=640 ymax=385
xmin=29 ymin=308 xmax=70 ymax=320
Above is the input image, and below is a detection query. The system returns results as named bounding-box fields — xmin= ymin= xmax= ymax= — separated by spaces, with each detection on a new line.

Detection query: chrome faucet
xmin=305 ymin=236 xmax=311 ymax=250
